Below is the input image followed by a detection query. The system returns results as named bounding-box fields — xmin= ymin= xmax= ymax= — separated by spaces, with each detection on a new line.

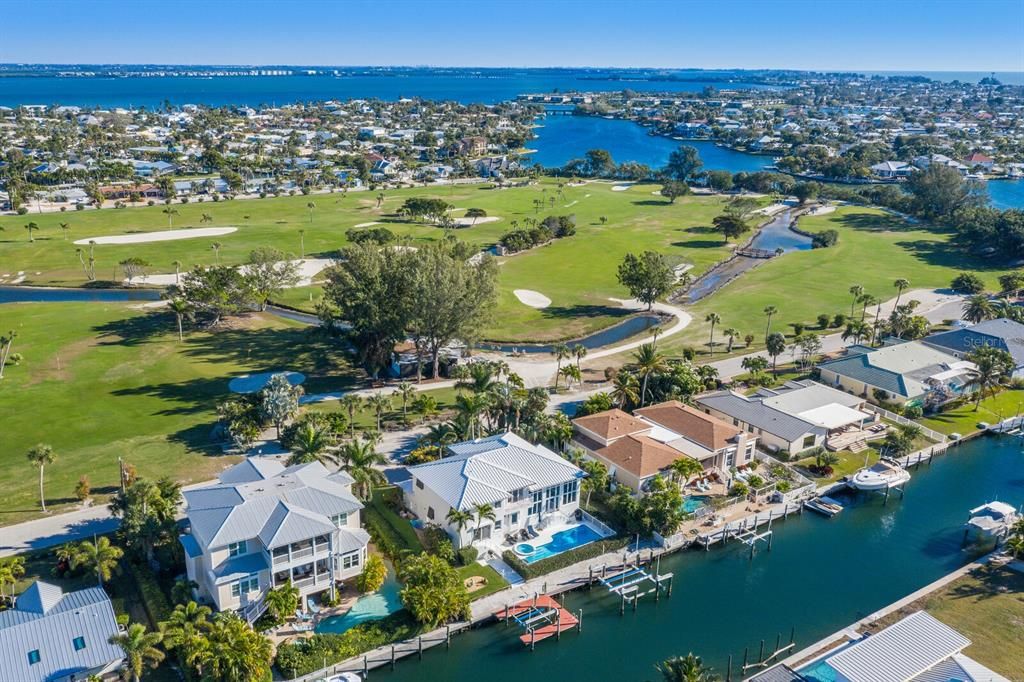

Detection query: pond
xmin=477 ymin=314 xmax=662 ymax=354
xmin=379 ymin=434 xmax=1022 ymax=681
xmin=0 ymin=285 xmax=163 ymax=304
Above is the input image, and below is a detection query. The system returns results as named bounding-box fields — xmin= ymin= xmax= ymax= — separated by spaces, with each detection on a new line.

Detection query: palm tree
xmin=211 ymin=241 xmax=222 ymax=264
xmin=166 ymin=297 xmax=193 ymax=342
xmin=338 ymin=394 xmax=363 ymax=436
xmin=670 ymin=457 xmax=704 ymax=491
xmin=297 ymin=228 xmax=306 ymax=258
xmin=162 ymin=207 xmax=179 ymax=228
xmin=396 ymin=381 xmax=416 ymax=422
xmin=859 ymin=293 xmax=877 ymax=322
xmin=1007 ymin=534 xmax=1024 ymax=559
xmin=572 ymin=343 xmax=588 ymax=371
xmin=560 ymin=364 xmax=582 ymax=389
xmin=849 ymin=284 xmax=864 ymax=318
xmin=26 ymin=444 xmax=55 ymax=512
xmin=24 ymin=221 xmax=39 ymax=242
xmin=367 ymin=393 xmax=392 ymax=431
xmin=455 ymin=392 xmax=489 ymax=439
xmin=655 ymin=653 xmax=719 ymax=681
xmin=72 ymin=536 xmax=124 ymax=586
xmin=0 ymin=557 xmax=26 ymax=604
xmin=200 ymin=213 xmax=213 ymax=224
xmin=455 ymin=362 xmax=497 ymax=394
xmin=965 ymin=347 xmax=1013 ymax=410
xmin=199 ymin=613 xmax=272 ymax=682
xmin=842 ymin=320 xmax=870 ymax=345
xmin=446 ymin=508 xmax=474 ymax=546
xmin=705 ymin=312 xmax=721 ymax=356
xmin=551 ymin=342 xmax=571 ymax=389
xmin=172 ymin=259 xmax=182 ymax=285
xmin=634 ymin=343 xmax=667 ymax=406
xmin=263 ymin=580 xmax=300 ymax=622
xmin=287 ymin=421 xmax=334 ymax=465
xmin=763 ymin=305 xmax=778 ymax=342
xmin=472 ymin=503 xmax=496 ymax=543
xmin=611 ymin=372 xmax=640 ymax=409
xmin=723 ymin=327 xmax=740 ymax=353
xmin=962 ymin=294 xmax=995 ymax=323
xmin=109 ymin=623 xmax=165 ymax=682
xmin=766 ymin=332 xmax=787 ymax=375
xmin=335 ymin=438 xmax=386 ymax=499
xmin=161 ymin=601 xmax=212 ymax=675
xmin=59 ymin=221 xmax=70 ymax=240
xmin=893 ymin=278 xmax=910 ymax=310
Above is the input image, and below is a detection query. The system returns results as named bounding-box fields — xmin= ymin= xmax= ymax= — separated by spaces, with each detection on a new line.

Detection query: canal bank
xmin=364 ymin=434 xmax=1021 ymax=681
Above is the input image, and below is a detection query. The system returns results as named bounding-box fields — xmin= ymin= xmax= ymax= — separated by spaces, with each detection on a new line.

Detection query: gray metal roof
xmin=747 ymin=664 xmax=804 ymax=682
xmin=217 ymin=457 xmax=284 ymax=484
xmin=183 ymin=461 xmax=363 ymax=551
xmin=409 ymin=432 xmax=582 ymax=511
xmin=696 ymin=390 xmax=821 ymax=442
xmin=0 ymin=582 xmax=123 ymax=682
xmin=827 ymin=611 xmax=970 ymax=682
xmin=819 ymin=352 xmax=909 ymax=397
xmin=923 ymin=318 xmax=1024 ymax=368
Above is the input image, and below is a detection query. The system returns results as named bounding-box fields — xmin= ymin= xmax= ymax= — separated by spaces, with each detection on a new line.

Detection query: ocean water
xmin=987 ymin=178 xmax=1024 ymax=210
xmin=529 ymin=115 xmax=772 ymax=172
xmin=0 ymin=69 xmax=778 ymax=108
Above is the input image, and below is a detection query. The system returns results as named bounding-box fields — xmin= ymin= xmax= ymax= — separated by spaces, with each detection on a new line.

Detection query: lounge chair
xmin=294 ymin=609 xmax=310 ymax=622
xmin=306 ymin=598 xmax=321 ymax=615
xmin=526 ymin=525 xmax=539 ymax=539
xmin=519 ymin=529 xmax=530 ymax=541
xmin=293 ymin=622 xmax=314 ymax=633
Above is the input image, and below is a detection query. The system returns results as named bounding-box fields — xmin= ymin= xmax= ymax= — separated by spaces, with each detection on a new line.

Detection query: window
xmin=493 ymin=499 xmax=502 ymax=509
xmin=230 ymin=575 xmax=259 ymax=597
xmin=427 ymin=506 xmax=435 ymax=520
xmin=561 ymin=480 xmax=578 ymax=505
xmin=331 ymin=513 xmax=348 ymax=527
xmin=415 ymin=478 xmax=424 ymax=489
xmin=545 ymin=486 xmax=560 ymax=512
xmin=528 ymin=491 xmax=542 ymax=516
xmin=73 ymin=636 xmax=86 ymax=651
xmin=27 ymin=650 xmax=40 ymax=665
xmin=802 ymin=435 xmax=816 ymax=448
xmin=227 ymin=540 xmax=246 ymax=557
xmin=511 ymin=488 xmax=526 ymax=502
xmin=509 ymin=512 xmax=519 ymax=526
xmin=726 ymin=450 xmax=736 ymax=467
xmin=494 ymin=519 xmax=502 ymax=530
xmin=341 ymin=551 xmax=360 ymax=570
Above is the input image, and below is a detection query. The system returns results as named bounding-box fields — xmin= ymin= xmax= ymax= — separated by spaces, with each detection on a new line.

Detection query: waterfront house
xmin=869 ymin=160 xmax=915 ymax=179
xmin=752 ymin=610 xmax=1010 ymax=682
xmin=0 ymin=581 xmax=124 ymax=682
xmin=963 ymin=151 xmax=995 ymax=170
xmin=179 ymin=459 xmax=369 ymax=621
xmin=696 ymin=380 xmax=872 ymax=456
xmin=817 ymin=341 xmax=975 ymax=408
xmin=405 ymin=432 xmax=583 ymax=550
xmin=922 ymin=318 xmax=1024 ymax=378
xmin=571 ymin=402 xmax=756 ymax=494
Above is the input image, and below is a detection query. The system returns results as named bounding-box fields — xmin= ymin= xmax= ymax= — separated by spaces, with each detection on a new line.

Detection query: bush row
xmin=370 ymin=488 xmax=424 ymax=555
xmin=275 ymin=610 xmax=420 ymax=678
xmin=502 ymin=536 xmax=629 ymax=580
xmin=125 ymin=561 xmax=173 ymax=627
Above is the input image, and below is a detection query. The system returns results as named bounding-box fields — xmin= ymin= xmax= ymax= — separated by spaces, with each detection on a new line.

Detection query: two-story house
xmin=405 ymin=432 xmax=584 ymax=551
xmin=571 ymin=401 xmax=756 ymax=494
xmin=179 ymin=459 xmax=369 ymax=621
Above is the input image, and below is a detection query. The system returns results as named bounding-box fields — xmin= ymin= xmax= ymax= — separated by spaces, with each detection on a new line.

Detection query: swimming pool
xmin=518 ymin=524 xmax=604 ymax=564
xmin=314 ymin=565 xmax=403 ymax=634
xmin=798 ymin=658 xmax=839 ymax=682
xmin=681 ymin=495 xmax=711 ymax=514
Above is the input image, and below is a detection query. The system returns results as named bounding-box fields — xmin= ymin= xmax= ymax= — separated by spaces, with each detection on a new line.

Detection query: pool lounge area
xmin=510 ymin=519 xmax=613 ymax=564
xmin=681 ymin=495 xmax=711 ymax=514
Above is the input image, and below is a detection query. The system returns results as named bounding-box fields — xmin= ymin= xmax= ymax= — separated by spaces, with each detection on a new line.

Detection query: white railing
xmin=865 ymin=405 xmax=948 ymax=443
xmin=578 ymin=508 xmax=616 ymax=538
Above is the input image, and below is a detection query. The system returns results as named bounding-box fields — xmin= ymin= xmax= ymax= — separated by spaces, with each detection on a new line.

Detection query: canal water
xmin=529 ymin=115 xmax=773 ymax=173
xmin=0 ymin=285 xmax=162 ymax=304
xmin=476 ymin=314 xmax=662 ymax=355
xmin=380 ymin=434 xmax=1023 ymax=681
xmin=988 ymin=178 xmax=1024 ymax=210
xmin=685 ymin=210 xmax=811 ymax=302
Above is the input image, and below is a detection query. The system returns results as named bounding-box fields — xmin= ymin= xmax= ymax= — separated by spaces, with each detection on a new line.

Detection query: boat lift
xmin=734 ymin=527 xmax=773 ymax=559
xmin=594 ymin=556 xmax=673 ymax=614
xmin=496 ymin=594 xmax=581 ymax=650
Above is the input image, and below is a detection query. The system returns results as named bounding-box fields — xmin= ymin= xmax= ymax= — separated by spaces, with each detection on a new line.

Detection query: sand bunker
xmin=612 ymin=184 xmax=633 ymax=192
xmin=514 ymin=289 xmax=551 ymax=309
xmin=138 ymin=258 xmax=333 ymax=287
xmin=74 ymin=227 xmax=237 ymax=245
xmin=353 ymin=222 xmax=382 ymax=228
xmin=229 ymin=370 xmax=305 ymax=394
xmin=455 ymin=216 xmax=501 ymax=227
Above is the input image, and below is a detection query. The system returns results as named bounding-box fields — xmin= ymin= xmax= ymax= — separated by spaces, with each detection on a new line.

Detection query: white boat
xmin=321 ymin=674 xmax=362 ymax=682
xmin=966 ymin=501 xmax=1020 ymax=540
xmin=849 ymin=460 xmax=911 ymax=491
xmin=805 ymin=496 xmax=844 ymax=517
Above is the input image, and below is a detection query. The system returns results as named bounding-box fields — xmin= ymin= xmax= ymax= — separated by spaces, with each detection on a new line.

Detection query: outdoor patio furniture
xmin=307 ymin=598 xmax=321 ymax=615
xmin=293 ymin=622 xmax=314 ymax=633
xmin=294 ymin=609 xmax=311 ymax=622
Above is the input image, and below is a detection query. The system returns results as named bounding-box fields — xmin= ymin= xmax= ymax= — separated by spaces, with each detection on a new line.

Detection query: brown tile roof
xmin=572 ymin=408 xmax=650 ymax=441
xmin=634 ymin=401 xmax=742 ymax=451
xmin=595 ymin=435 xmax=693 ymax=478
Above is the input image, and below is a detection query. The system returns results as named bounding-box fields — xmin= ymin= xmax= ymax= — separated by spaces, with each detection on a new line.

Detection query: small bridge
xmin=735 ymin=247 xmax=777 ymax=259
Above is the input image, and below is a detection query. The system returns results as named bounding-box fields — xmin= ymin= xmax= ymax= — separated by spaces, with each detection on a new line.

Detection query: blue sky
xmin=3 ymin=0 xmax=1023 ymax=72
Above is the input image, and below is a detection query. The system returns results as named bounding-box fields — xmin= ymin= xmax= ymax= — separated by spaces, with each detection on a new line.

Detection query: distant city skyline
xmin=3 ymin=0 xmax=1023 ymax=72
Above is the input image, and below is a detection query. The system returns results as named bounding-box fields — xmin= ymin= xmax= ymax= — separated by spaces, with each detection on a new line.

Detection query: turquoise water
xmin=799 ymin=659 xmax=840 ymax=682
xmin=681 ymin=495 xmax=711 ymax=514
xmin=314 ymin=568 xmax=403 ymax=635
xmin=530 ymin=115 xmax=773 ymax=173
xmin=519 ymin=524 xmax=604 ymax=564
xmin=380 ymin=435 xmax=1023 ymax=680
xmin=988 ymin=179 xmax=1024 ymax=210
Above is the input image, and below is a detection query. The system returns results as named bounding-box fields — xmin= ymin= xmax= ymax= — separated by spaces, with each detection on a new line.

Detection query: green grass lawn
xmin=920 ymin=389 xmax=1024 ymax=436
xmin=456 ymin=563 xmax=510 ymax=601
xmin=0 ymin=302 xmax=362 ymax=524
xmin=865 ymin=564 xmax=1024 ymax=680
xmin=0 ymin=179 xmax=740 ymax=343
xmin=304 ymin=385 xmax=461 ymax=433
xmin=793 ymin=449 xmax=880 ymax=484
xmin=644 ymin=205 xmax=1012 ymax=363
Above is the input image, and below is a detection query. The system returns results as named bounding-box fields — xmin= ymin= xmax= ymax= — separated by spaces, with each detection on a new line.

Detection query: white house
xmin=405 ymin=432 xmax=583 ymax=550
xmin=870 ymin=160 xmax=915 ymax=179
xmin=179 ymin=459 xmax=369 ymax=621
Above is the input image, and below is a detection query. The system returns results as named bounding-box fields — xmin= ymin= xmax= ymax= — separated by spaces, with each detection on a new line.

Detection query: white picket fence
xmin=865 ymin=405 xmax=948 ymax=443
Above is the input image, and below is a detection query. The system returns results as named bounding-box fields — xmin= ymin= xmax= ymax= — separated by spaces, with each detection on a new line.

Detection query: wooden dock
xmin=496 ymin=594 xmax=581 ymax=648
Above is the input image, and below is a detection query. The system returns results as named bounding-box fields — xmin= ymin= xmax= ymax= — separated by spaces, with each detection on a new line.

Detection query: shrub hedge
xmin=502 ymin=536 xmax=629 ymax=580
xmin=274 ymin=610 xmax=419 ymax=678
xmin=364 ymin=487 xmax=424 ymax=560
xmin=126 ymin=561 xmax=173 ymax=627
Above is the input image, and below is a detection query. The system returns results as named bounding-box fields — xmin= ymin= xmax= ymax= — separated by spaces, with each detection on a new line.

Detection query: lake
xmin=529 ymin=115 xmax=773 ymax=173
xmin=0 ymin=286 xmax=162 ymax=304
xmin=380 ymin=434 xmax=1022 ymax=681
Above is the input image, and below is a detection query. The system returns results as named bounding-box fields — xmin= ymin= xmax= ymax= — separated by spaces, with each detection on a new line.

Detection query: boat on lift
xmin=849 ymin=459 xmax=911 ymax=491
